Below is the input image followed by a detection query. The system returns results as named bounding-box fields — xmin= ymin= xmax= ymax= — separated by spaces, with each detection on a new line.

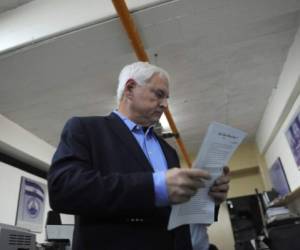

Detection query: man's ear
xmin=124 ymin=79 xmax=136 ymax=100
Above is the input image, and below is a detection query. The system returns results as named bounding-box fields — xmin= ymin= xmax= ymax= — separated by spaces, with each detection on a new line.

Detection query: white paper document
xmin=168 ymin=122 xmax=247 ymax=230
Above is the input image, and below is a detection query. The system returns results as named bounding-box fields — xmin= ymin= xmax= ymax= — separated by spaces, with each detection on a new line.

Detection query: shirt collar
xmin=113 ymin=110 xmax=154 ymax=135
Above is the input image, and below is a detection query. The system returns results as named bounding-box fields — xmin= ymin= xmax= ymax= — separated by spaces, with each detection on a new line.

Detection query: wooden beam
xmin=112 ymin=0 xmax=192 ymax=167
xmin=112 ymin=0 xmax=148 ymax=61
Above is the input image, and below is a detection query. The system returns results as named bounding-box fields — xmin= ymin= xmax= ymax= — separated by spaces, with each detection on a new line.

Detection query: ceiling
xmin=1 ymin=0 xmax=300 ymax=160
xmin=0 ymin=0 xmax=32 ymax=14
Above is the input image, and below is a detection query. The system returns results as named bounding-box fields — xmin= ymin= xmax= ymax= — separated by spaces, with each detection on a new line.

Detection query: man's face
xmin=128 ymin=73 xmax=169 ymax=126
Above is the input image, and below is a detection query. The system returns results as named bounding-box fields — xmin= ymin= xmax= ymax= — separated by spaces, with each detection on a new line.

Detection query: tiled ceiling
xmin=1 ymin=0 xmax=300 ymax=160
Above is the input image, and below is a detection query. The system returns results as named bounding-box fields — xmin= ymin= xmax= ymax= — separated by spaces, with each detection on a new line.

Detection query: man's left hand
xmin=209 ymin=166 xmax=230 ymax=204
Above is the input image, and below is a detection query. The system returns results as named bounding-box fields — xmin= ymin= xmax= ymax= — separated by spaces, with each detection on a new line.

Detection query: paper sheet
xmin=168 ymin=122 xmax=247 ymax=230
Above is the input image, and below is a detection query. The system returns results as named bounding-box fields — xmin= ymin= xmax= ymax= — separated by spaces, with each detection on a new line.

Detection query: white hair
xmin=116 ymin=61 xmax=170 ymax=104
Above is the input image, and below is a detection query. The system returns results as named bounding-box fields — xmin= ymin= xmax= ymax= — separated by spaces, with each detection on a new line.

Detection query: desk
xmin=227 ymin=192 xmax=300 ymax=250
xmin=267 ymin=221 xmax=300 ymax=250
xmin=256 ymin=191 xmax=300 ymax=250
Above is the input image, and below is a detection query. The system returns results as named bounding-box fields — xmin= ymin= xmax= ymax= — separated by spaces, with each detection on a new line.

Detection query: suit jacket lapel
xmin=106 ymin=113 xmax=154 ymax=172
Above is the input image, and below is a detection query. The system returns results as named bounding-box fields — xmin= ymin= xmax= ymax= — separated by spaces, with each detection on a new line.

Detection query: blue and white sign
xmin=16 ymin=177 xmax=46 ymax=232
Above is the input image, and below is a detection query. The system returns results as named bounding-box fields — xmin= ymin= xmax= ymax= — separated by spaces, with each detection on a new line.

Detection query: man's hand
xmin=166 ymin=168 xmax=211 ymax=204
xmin=209 ymin=166 xmax=230 ymax=204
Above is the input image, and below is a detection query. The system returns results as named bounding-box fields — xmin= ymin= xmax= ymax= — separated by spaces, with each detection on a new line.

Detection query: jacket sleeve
xmin=47 ymin=117 xmax=155 ymax=217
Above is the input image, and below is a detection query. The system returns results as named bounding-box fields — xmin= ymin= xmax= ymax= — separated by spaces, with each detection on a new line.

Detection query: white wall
xmin=0 ymin=114 xmax=55 ymax=172
xmin=256 ymin=24 xmax=300 ymax=153
xmin=256 ymin=24 xmax=300 ymax=154
xmin=256 ymin=24 xmax=300 ymax=190
xmin=264 ymin=94 xmax=300 ymax=190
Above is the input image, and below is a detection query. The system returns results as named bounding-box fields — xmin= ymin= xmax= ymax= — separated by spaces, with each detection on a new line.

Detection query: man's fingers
xmin=166 ymin=168 xmax=211 ymax=204
xmin=188 ymin=178 xmax=206 ymax=190
xmin=223 ymin=166 xmax=230 ymax=176
xmin=214 ymin=175 xmax=230 ymax=185
xmin=214 ymin=166 xmax=230 ymax=185
xmin=184 ymin=186 xmax=199 ymax=196
xmin=209 ymin=184 xmax=229 ymax=203
xmin=209 ymin=191 xmax=227 ymax=203
xmin=177 ymin=174 xmax=206 ymax=190
xmin=184 ymin=169 xmax=211 ymax=180
xmin=210 ymin=183 xmax=229 ymax=193
xmin=208 ymin=166 xmax=231 ymax=204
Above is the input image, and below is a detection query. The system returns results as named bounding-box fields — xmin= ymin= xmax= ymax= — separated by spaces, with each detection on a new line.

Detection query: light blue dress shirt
xmin=113 ymin=111 xmax=209 ymax=250
xmin=113 ymin=111 xmax=169 ymax=206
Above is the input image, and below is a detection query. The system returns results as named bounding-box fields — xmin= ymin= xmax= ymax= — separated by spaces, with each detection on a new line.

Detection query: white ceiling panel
xmin=1 ymin=0 xmax=300 ymax=159
xmin=0 ymin=0 xmax=32 ymax=13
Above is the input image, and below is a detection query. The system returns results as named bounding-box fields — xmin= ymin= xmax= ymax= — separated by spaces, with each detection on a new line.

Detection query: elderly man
xmin=48 ymin=61 xmax=229 ymax=250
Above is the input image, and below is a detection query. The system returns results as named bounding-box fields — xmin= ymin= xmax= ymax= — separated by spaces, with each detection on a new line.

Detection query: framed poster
xmin=15 ymin=176 xmax=46 ymax=232
xmin=269 ymin=158 xmax=290 ymax=197
xmin=286 ymin=111 xmax=300 ymax=169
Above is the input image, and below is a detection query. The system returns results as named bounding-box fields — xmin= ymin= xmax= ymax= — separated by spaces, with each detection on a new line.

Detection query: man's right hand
xmin=166 ymin=168 xmax=211 ymax=204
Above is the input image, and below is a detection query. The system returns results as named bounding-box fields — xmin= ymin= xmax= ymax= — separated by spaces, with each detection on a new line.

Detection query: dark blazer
xmin=48 ymin=113 xmax=193 ymax=250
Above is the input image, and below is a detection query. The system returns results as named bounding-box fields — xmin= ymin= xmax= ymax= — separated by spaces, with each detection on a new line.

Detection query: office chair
xmin=46 ymin=210 xmax=62 ymax=225
xmin=45 ymin=210 xmax=70 ymax=250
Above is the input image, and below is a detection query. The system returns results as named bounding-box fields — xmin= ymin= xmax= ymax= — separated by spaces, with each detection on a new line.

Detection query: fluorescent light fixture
xmin=159 ymin=113 xmax=171 ymax=131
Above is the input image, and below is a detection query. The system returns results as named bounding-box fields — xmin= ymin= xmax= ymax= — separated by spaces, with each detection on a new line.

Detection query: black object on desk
xmin=267 ymin=221 xmax=300 ymax=250
xmin=227 ymin=194 xmax=263 ymax=250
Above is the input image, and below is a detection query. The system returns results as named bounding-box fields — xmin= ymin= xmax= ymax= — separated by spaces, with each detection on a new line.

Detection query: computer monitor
xmin=15 ymin=176 xmax=47 ymax=232
xmin=269 ymin=158 xmax=290 ymax=197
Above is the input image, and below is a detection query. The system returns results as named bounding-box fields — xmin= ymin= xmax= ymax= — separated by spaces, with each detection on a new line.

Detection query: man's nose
xmin=160 ymin=98 xmax=168 ymax=108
